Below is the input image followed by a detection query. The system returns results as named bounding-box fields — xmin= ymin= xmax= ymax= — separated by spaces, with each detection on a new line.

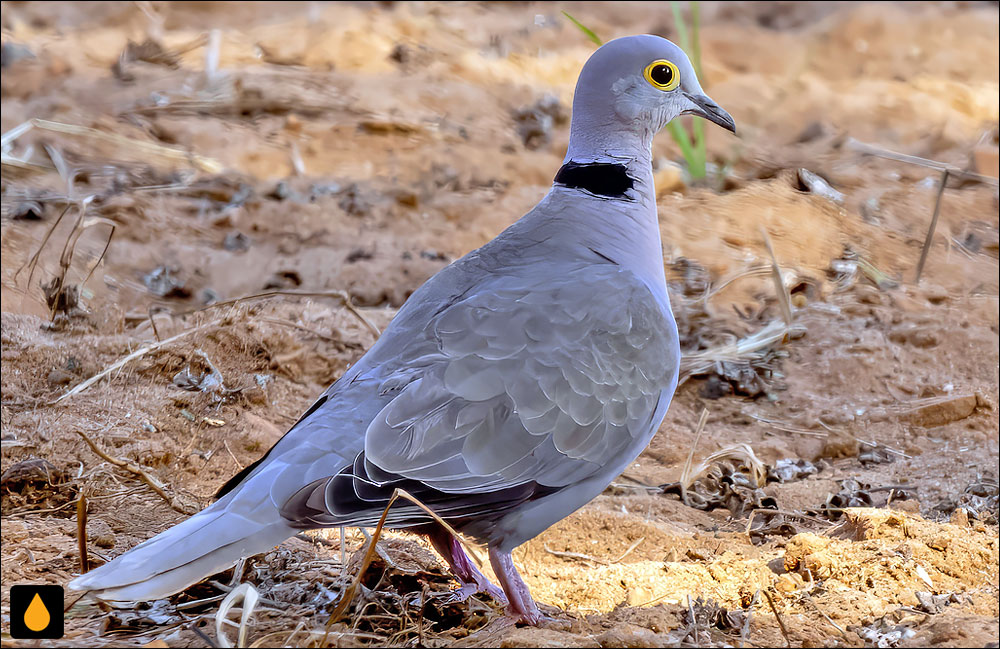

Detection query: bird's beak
xmin=682 ymin=93 xmax=736 ymax=134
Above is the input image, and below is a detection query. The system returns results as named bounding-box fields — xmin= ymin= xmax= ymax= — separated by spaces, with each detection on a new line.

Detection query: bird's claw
xmin=431 ymin=583 xmax=478 ymax=604
xmin=504 ymin=608 xmax=570 ymax=628
xmin=431 ymin=580 xmax=508 ymax=606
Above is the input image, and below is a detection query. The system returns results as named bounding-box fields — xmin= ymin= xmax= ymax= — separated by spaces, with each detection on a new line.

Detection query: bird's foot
xmin=433 ymin=578 xmax=508 ymax=606
xmin=504 ymin=605 xmax=544 ymax=626
xmin=472 ymin=578 xmax=509 ymax=605
xmin=504 ymin=609 xmax=571 ymax=628
xmin=489 ymin=546 xmax=567 ymax=627
xmin=428 ymin=529 xmax=508 ymax=606
xmin=432 ymin=583 xmax=480 ymax=604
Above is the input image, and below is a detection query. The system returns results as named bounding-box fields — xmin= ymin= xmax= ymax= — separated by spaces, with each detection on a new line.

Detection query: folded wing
xmin=281 ymin=264 xmax=678 ymax=533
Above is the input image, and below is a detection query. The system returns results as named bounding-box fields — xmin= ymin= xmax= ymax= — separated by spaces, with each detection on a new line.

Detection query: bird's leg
xmin=427 ymin=529 xmax=508 ymax=605
xmin=488 ymin=546 xmax=543 ymax=625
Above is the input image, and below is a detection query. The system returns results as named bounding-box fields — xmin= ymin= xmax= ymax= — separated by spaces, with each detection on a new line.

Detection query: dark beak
xmin=682 ymin=93 xmax=736 ymax=134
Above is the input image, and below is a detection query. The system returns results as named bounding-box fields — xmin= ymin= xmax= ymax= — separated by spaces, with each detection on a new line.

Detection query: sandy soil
xmin=2 ymin=1 xmax=998 ymax=647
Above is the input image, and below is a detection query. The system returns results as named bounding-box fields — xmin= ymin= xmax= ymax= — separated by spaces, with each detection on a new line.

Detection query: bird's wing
xmin=361 ymin=262 xmax=678 ymax=497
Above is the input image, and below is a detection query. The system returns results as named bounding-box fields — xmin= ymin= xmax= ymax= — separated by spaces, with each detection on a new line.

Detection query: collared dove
xmin=69 ymin=34 xmax=734 ymax=624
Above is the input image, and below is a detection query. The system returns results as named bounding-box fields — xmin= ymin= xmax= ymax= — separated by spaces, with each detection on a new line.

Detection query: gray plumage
xmin=69 ymin=34 xmax=734 ymax=623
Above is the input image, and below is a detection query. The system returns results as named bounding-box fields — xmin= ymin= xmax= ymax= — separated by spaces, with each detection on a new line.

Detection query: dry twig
xmin=764 ymin=589 xmax=792 ymax=648
xmin=803 ymin=592 xmax=847 ymax=637
xmin=679 ymin=408 xmax=710 ymax=506
xmin=22 ymin=118 xmax=223 ymax=172
xmin=192 ymin=289 xmax=381 ymax=338
xmin=846 ymin=138 xmax=999 ymax=186
xmin=76 ymin=493 xmax=90 ymax=574
xmin=76 ymin=430 xmax=193 ymax=514
xmin=914 ymin=168 xmax=949 ymax=283
xmin=55 ymin=318 xmax=222 ymax=403
xmin=760 ymin=226 xmax=793 ymax=326
xmin=543 ymin=537 xmax=643 ymax=566
xmin=323 ymin=487 xmax=483 ymax=643
xmin=680 ymin=319 xmax=805 ymax=382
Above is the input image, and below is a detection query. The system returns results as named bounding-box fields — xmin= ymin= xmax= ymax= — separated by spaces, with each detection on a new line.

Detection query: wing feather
xmin=364 ymin=264 xmax=678 ymax=494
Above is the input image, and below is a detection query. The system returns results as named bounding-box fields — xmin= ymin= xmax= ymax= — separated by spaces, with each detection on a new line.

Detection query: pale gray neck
xmin=553 ymin=184 xmax=667 ymax=301
xmin=563 ymin=114 xmax=655 ymax=170
xmin=510 ymin=168 xmax=667 ymax=304
xmin=508 ymin=102 xmax=668 ymax=301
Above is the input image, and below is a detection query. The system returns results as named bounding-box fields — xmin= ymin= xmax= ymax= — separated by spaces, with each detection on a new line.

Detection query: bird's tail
xmin=68 ymin=472 xmax=296 ymax=602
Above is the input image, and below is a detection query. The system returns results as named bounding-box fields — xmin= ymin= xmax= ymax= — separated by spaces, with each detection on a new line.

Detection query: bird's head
xmin=569 ymin=34 xmax=735 ymax=155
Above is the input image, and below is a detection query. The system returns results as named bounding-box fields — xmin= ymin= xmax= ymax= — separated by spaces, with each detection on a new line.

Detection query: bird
xmin=68 ymin=34 xmax=735 ymax=625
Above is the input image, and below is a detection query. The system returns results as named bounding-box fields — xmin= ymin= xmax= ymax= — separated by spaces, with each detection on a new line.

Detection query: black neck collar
xmin=553 ymin=161 xmax=635 ymax=199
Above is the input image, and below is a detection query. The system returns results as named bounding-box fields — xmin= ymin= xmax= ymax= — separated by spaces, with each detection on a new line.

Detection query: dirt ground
xmin=2 ymin=1 xmax=998 ymax=647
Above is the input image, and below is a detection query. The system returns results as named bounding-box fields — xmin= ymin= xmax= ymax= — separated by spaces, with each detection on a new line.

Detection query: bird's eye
xmin=643 ymin=59 xmax=680 ymax=91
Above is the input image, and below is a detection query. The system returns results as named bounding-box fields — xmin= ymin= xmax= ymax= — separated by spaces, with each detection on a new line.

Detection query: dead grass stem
xmin=682 ymin=430 xmax=767 ymax=498
xmin=702 ymin=265 xmax=772 ymax=303
xmin=803 ymin=592 xmax=847 ymax=637
xmin=323 ymin=487 xmax=483 ymax=642
xmin=76 ymin=430 xmax=194 ymax=515
xmin=846 ymin=137 xmax=999 ymax=186
xmin=12 ymin=195 xmax=116 ymax=320
xmin=54 ymin=318 xmax=222 ymax=403
xmin=764 ymin=589 xmax=792 ymax=648
xmin=76 ymin=493 xmax=90 ymax=574
xmin=760 ymin=227 xmax=793 ymax=327
xmin=192 ymin=289 xmax=380 ymax=338
xmin=679 ymin=408 xmax=710 ymax=507
xmin=915 ymin=168 xmax=949 ymax=283
xmin=26 ymin=118 xmax=223 ymax=173
xmin=750 ymin=413 xmax=828 ymax=438
xmin=679 ymin=319 xmax=805 ymax=383
xmin=687 ymin=594 xmax=701 ymax=645
xmin=543 ymin=536 xmax=644 ymax=566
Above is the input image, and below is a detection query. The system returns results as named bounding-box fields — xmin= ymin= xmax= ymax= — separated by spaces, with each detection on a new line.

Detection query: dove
xmin=69 ymin=34 xmax=734 ymax=624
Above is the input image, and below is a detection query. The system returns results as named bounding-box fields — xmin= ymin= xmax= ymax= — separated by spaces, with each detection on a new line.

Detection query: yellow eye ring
xmin=643 ymin=59 xmax=680 ymax=91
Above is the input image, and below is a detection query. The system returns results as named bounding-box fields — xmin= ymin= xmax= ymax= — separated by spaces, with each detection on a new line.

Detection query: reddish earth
xmin=2 ymin=2 xmax=998 ymax=647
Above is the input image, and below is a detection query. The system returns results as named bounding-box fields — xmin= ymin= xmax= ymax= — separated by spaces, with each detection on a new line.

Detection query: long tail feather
xmin=68 ymin=474 xmax=296 ymax=601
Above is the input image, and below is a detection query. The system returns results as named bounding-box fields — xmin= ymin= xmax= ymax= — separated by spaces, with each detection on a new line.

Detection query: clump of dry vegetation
xmin=2 ymin=1 xmax=998 ymax=647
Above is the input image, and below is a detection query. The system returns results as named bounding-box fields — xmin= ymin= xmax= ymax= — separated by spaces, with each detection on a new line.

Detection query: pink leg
xmin=428 ymin=530 xmax=508 ymax=605
xmin=488 ymin=546 xmax=543 ymax=625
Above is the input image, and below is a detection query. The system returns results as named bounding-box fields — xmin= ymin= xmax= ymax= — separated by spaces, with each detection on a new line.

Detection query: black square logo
xmin=9 ymin=584 xmax=64 ymax=639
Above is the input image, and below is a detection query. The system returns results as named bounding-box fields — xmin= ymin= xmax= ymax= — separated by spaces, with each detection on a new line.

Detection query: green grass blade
xmin=668 ymin=1 xmax=707 ymax=179
xmin=690 ymin=1 xmax=703 ymax=78
xmin=562 ymin=11 xmax=603 ymax=46
xmin=666 ymin=121 xmax=703 ymax=178
xmin=670 ymin=1 xmax=690 ymax=54
xmin=690 ymin=1 xmax=706 ymax=176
